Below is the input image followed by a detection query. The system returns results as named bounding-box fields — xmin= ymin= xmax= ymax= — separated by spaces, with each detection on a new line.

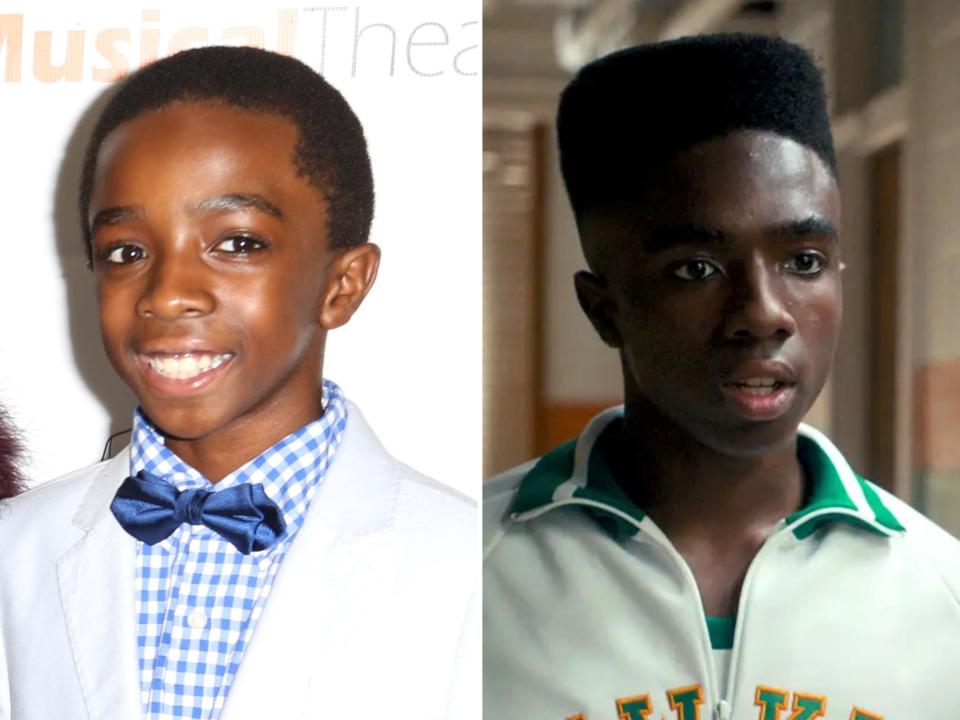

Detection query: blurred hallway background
xmin=483 ymin=0 xmax=960 ymax=536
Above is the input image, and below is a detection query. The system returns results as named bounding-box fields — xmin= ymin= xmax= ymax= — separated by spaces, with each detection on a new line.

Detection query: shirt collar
xmin=129 ymin=379 xmax=349 ymax=542
xmin=509 ymin=406 xmax=904 ymax=541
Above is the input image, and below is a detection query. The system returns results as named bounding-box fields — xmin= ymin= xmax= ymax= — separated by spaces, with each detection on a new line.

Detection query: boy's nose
xmin=135 ymin=253 xmax=215 ymax=320
xmin=722 ymin=261 xmax=797 ymax=342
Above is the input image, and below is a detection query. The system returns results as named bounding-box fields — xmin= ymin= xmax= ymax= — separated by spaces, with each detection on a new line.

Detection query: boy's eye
xmin=672 ymin=259 xmax=721 ymax=281
xmin=216 ymin=235 xmax=267 ymax=254
xmin=100 ymin=244 xmax=147 ymax=265
xmin=783 ymin=251 xmax=826 ymax=276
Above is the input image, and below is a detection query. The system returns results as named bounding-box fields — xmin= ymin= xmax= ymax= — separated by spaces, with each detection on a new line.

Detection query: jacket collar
xmin=509 ymin=406 xmax=904 ymax=540
xmin=60 ymin=400 xmax=402 ymax=719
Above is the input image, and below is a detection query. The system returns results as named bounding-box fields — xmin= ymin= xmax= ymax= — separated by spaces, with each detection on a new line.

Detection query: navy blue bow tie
xmin=110 ymin=470 xmax=287 ymax=555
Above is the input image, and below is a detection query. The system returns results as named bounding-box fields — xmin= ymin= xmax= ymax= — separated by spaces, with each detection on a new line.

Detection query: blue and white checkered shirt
xmin=128 ymin=379 xmax=347 ymax=720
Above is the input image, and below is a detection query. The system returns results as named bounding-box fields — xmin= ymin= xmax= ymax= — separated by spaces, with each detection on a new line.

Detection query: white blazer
xmin=0 ymin=403 xmax=478 ymax=720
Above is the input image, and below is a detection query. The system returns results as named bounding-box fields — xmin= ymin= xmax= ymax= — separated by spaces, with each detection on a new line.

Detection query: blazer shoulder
xmin=396 ymin=462 xmax=475 ymax=513
xmin=0 ymin=461 xmax=107 ymax=532
xmin=392 ymin=462 xmax=476 ymax=547
xmin=337 ymin=400 xmax=476 ymax=541
xmin=354 ymin=461 xmax=477 ymax=608
xmin=0 ymin=460 xmax=110 ymax=569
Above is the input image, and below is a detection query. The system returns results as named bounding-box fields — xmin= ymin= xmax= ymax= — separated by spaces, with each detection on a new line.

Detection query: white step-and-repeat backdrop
xmin=0 ymin=2 xmax=480 ymax=497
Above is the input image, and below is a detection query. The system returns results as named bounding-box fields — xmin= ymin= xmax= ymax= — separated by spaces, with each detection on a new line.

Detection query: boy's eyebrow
xmin=190 ymin=193 xmax=284 ymax=219
xmin=90 ymin=206 xmax=144 ymax=236
xmin=776 ymin=216 xmax=837 ymax=240
xmin=641 ymin=216 xmax=837 ymax=254
xmin=641 ymin=223 xmax=726 ymax=254
xmin=89 ymin=195 xmax=284 ymax=236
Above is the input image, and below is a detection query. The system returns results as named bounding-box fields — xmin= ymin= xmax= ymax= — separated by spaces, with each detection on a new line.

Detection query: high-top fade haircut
xmin=557 ymin=33 xmax=836 ymax=265
xmin=79 ymin=45 xmax=374 ymax=263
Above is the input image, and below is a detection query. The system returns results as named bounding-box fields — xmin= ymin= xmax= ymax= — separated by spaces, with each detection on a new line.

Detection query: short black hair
xmin=79 ymin=45 xmax=374 ymax=262
xmin=558 ymin=33 xmax=836 ymax=227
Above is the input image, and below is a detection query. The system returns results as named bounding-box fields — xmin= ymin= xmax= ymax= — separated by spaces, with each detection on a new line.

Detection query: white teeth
xmin=738 ymin=378 xmax=777 ymax=387
xmin=728 ymin=378 xmax=781 ymax=395
xmin=738 ymin=385 xmax=775 ymax=395
xmin=146 ymin=353 xmax=231 ymax=380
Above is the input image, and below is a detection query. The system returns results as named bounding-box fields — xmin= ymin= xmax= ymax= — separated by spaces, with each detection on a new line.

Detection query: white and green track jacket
xmin=484 ymin=408 xmax=960 ymax=720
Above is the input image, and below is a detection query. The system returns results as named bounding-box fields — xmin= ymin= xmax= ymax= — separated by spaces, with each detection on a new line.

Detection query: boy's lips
xmin=720 ymin=380 xmax=797 ymax=421
xmin=719 ymin=360 xmax=798 ymax=421
xmin=136 ymin=351 xmax=236 ymax=396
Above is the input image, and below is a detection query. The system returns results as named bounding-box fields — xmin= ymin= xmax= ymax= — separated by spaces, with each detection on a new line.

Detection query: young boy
xmin=484 ymin=34 xmax=960 ymax=719
xmin=0 ymin=46 xmax=475 ymax=719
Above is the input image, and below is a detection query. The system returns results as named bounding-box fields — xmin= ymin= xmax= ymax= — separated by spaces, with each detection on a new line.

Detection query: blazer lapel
xmin=220 ymin=518 xmax=383 ymax=718
xmin=221 ymin=402 xmax=398 ymax=719
xmin=57 ymin=452 xmax=144 ymax=720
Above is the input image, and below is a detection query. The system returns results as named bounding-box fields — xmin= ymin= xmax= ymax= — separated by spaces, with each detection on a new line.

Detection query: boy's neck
xmin=163 ymin=386 xmax=326 ymax=484
xmin=617 ymin=396 xmax=806 ymax=533
xmin=617 ymin=396 xmax=806 ymax=615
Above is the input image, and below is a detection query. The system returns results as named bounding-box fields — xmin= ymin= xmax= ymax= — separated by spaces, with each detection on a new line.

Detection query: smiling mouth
xmin=141 ymin=352 xmax=234 ymax=381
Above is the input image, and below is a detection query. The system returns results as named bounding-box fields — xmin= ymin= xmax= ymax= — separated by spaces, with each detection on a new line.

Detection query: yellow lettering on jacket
xmin=616 ymin=694 xmax=654 ymax=720
xmin=755 ymin=685 xmax=790 ymax=720
xmin=786 ymin=692 xmax=827 ymax=720
xmin=667 ymin=685 xmax=704 ymax=720
xmin=563 ymin=685 xmax=881 ymax=720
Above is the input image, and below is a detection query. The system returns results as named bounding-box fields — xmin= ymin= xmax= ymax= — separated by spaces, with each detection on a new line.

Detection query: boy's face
xmin=88 ymin=101 xmax=377 ymax=452
xmin=576 ymin=130 xmax=842 ymax=457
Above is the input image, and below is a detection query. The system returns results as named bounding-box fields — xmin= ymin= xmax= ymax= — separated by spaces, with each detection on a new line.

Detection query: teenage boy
xmin=484 ymin=34 xmax=960 ymax=719
xmin=0 ymin=46 xmax=475 ymax=719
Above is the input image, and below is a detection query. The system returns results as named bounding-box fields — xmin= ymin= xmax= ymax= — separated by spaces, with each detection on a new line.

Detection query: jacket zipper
xmin=516 ymin=498 xmax=799 ymax=718
xmin=715 ymin=699 xmax=731 ymax=720
xmin=644 ymin=516 xmax=793 ymax=719
xmin=633 ymin=521 xmax=722 ymax=710
xmin=718 ymin=519 xmax=790 ymax=717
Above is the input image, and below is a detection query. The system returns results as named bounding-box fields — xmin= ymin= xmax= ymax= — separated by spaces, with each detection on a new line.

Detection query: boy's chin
xmin=137 ymin=401 xmax=232 ymax=443
xmin=690 ymin=415 xmax=805 ymax=459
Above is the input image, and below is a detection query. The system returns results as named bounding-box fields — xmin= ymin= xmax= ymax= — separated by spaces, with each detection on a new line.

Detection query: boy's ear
xmin=574 ymin=270 xmax=623 ymax=349
xmin=318 ymin=243 xmax=381 ymax=330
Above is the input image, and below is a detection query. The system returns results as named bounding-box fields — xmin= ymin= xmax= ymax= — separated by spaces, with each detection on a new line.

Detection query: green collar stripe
xmin=510 ymin=412 xmax=904 ymax=541
xmin=787 ymin=434 xmax=859 ymax=539
xmin=510 ymin=439 xmax=577 ymax=515
xmin=510 ymin=421 xmax=646 ymax=538
xmin=791 ymin=510 xmax=885 ymax=540
xmin=788 ymin=435 xmax=858 ymax=518
xmin=706 ymin=615 xmax=735 ymax=650
xmin=857 ymin=475 xmax=906 ymax=532
xmin=787 ymin=434 xmax=904 ymax=538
